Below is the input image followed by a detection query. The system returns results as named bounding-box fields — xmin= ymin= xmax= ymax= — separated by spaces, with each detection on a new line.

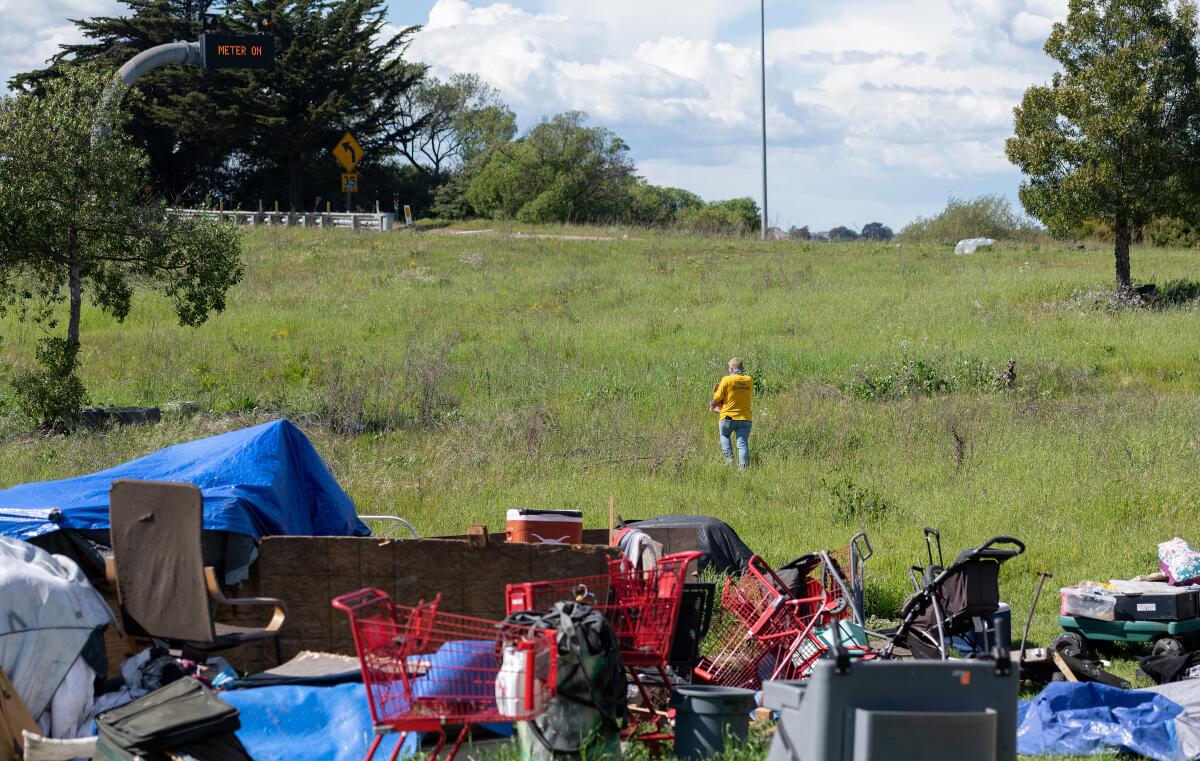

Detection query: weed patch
xmin=845 ymin=353 xmax=997 ymax=400
xmin=825 ymin=476 xmax=896 ymax=524
xmin=1157 ymin=278 xmax=1200 ymax=307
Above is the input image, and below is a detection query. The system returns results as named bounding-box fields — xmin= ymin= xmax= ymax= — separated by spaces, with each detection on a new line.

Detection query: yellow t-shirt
xmin=713 ymin=373 xmax=753 ymax=420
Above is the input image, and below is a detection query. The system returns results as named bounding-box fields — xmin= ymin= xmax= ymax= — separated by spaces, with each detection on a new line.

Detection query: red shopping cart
xmin=505 ymin=551 xmax=703 ymax=745
xmin=333 ymin=588 xmax=558 ymax=761
xmin=694 ymin=554 xmax=850 ymax=690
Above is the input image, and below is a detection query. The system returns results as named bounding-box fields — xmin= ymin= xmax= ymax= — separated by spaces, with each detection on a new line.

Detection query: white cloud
xmin=1012 ymin=10 xmax=1057 ymax=43
xmin=0 ymin=1 xmax=120 ymax=89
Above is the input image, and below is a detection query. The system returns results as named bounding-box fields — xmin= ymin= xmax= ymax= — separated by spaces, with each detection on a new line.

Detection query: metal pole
xmin=760 ymin=0 xmax=768 ymax=240
xmin=93 ymin=41 xmax=202 ymax=145
xmin=1018 ymin=571 xmax=1053 ymax=669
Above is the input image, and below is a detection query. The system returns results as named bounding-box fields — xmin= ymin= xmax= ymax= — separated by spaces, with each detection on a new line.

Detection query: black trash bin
xmin=670 ymin=684 xmax=757 ymax=761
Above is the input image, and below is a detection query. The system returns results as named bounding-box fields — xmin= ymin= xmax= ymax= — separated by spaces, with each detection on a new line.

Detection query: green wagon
xmin=1053 ymin=614 xmax=1200 ymax=659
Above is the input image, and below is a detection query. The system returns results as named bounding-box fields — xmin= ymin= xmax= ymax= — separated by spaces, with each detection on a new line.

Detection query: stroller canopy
xmin=0 ymin=419 xmax=369 ymax=542
xmin=0 ymin=536 xmax=114 ymax=718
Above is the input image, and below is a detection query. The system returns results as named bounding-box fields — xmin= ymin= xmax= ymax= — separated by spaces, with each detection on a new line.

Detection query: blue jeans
xmin=719 ymin=418 xmax=752 ymax=468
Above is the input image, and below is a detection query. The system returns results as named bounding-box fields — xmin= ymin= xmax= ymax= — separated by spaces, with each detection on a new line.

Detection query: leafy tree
xmin=1005 ymin=0 xmax=1200 ymax=290
xmin=860 ymin=222 xmax=894 ymax=241
xmin=467 ymin=112 xmax=637 ymax=223
xmin=0 ymin=67 xmax=243 ymax=424
xmin=827 ymin=226 xmax=859 ymax=242
xmin=395 ymin=73 xmax=517 ymax=179
xmin=787 ymin=226 xmax=811 ymax=240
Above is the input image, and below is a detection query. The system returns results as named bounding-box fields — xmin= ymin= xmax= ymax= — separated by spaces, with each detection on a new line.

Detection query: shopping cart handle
xmin=746 ymin=555 xmax=792 ymax=597
xmin=331 ymin=587 xmax=389 ymax=613
xmin=850 ymin=531 xmax=873 ymax=561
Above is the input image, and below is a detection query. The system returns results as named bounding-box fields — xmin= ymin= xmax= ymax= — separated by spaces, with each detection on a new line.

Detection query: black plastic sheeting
xmin=628 ymin=515 xmax=753 ymax=575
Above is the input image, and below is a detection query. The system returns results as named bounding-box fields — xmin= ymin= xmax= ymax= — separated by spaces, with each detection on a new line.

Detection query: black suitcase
xmin=1114 ymin=589 xmax=1199 ymax=621
xmin=96 ymin=677 xmax=241 ymax=758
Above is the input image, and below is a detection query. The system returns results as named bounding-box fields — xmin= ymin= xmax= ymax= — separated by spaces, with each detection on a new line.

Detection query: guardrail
xmin=167 ymin=208 xmax=397 ymax=231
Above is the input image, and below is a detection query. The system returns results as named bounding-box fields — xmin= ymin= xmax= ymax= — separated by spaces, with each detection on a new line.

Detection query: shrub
xmin=1158 ymin=278 xmax=1200 ymax=306
xmin=429 ymin=172 xmax=474 ymax=220
xmin=11 ymin=337 xmax=88 ymax=430
xmin=899 ymin=195 xmax=1038 ymax=244
xmin=845 ymin=353 xmax=997 ymax=400
xmin=828 ymin=226 xmax=859 ymax=242
xmin=627 ymin=183 xmax=703 ymax=226
xmin=786 ymin=225 xmax=811 ymax=240
xmin=826 ymin=477 xmax=895 ymax=523
xmin=677 ymin=198 xmax=761 ymax=236
xmin=1146 ymin=216 xmax=1200 ymax=248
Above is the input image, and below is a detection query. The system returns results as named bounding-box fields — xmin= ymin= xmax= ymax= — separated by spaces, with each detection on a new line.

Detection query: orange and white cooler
xmin=505 ymin=509 xmax=584 ymax=545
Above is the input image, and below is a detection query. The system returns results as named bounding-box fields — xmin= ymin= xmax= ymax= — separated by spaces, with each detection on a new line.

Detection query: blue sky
xmin=1 ymin=0 xmax=1069 ymax=229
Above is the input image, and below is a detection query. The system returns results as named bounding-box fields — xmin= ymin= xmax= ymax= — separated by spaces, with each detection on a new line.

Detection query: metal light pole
xmin=760 ymin=0 xmax=769 ymax=240
xmin=94 ymin=42 xmax=202 ymax=145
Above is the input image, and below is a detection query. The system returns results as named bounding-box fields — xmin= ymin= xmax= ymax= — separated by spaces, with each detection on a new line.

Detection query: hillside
xmin=2 ymin=224 xmax=1199 ymax=650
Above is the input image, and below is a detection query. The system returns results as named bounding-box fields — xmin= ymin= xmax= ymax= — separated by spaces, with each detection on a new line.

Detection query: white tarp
xmin=955 ymin=237 xmax=997 ymax=255
xmin=0 ymin=536 xmax=113 ymax=718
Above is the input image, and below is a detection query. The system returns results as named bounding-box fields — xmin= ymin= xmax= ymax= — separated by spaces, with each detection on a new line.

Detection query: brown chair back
xmin=109 ymin=479 xmax=215 ymax=643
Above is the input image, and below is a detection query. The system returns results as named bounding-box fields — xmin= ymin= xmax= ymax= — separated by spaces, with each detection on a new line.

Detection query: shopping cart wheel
xmin=1049 ymin=631 xmax=1088 ymax=660
xmin=1151 ymin=636 xmax=1185 ymax=658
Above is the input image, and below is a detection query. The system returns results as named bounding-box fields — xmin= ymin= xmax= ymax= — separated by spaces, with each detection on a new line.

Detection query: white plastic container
xmin=495 ymin=643 xmax=550 ymax=717
xmin=1060 ymin=585 xmax=1117 ymax=621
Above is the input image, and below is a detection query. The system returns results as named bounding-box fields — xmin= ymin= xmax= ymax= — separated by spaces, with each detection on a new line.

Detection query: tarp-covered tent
xmin=0 ymin=419 xmax=369 ymax=541
xmin=0 ymin=536 xmax=114 ymax=719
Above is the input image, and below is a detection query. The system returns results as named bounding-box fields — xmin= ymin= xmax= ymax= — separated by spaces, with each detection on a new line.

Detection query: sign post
xmin=331 ymin=132 xmax=365 ymax=212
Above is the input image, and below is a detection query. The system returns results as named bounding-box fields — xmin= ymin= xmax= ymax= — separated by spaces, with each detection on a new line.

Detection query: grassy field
xmin=2 ymin=224 xmax=1198 ymax=759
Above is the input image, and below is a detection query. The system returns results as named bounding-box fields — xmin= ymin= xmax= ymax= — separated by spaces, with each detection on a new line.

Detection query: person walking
xmin=711 ymin=358 xmax=753 ymax=468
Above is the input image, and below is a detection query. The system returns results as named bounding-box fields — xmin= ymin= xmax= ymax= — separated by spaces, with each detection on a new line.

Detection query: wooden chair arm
xmin=204 ymin=567 xmax=287 ymax=633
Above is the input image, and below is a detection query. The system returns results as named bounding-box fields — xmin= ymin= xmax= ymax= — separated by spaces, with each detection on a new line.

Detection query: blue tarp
xmin=1018 ymin=682 xmax=1184 ymax=761
xmin=0 ymin=420 xmax=369 ymax=541
xmin=220 ymin=683 xmax=514 ymax=761
xmin=220 ymin=683 xmax=415 ymax=761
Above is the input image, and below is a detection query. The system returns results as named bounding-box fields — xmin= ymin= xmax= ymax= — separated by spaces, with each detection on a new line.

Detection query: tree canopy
xmin=860 ymin=222 xmax=894 ymax=241
xmin=1006 ymin=0 xmax=1200 ymax=289
xmin=467 ymin=112 xmax=638 ymax=223
xmin=395 ymin=73 xmax=517 ymax=179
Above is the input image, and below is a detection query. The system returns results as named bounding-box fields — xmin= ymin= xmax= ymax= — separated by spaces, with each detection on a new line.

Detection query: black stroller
xmin=881 ymin=529 xmax=1025 ymax=659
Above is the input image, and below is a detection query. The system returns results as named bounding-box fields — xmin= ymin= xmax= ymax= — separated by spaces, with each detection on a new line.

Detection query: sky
xmin=0 ymin=0 xmax=1070 ymax=230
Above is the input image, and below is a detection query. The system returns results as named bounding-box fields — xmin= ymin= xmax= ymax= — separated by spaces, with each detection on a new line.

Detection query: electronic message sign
xmin=200 ymin=34 xmax=274 ymax=70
